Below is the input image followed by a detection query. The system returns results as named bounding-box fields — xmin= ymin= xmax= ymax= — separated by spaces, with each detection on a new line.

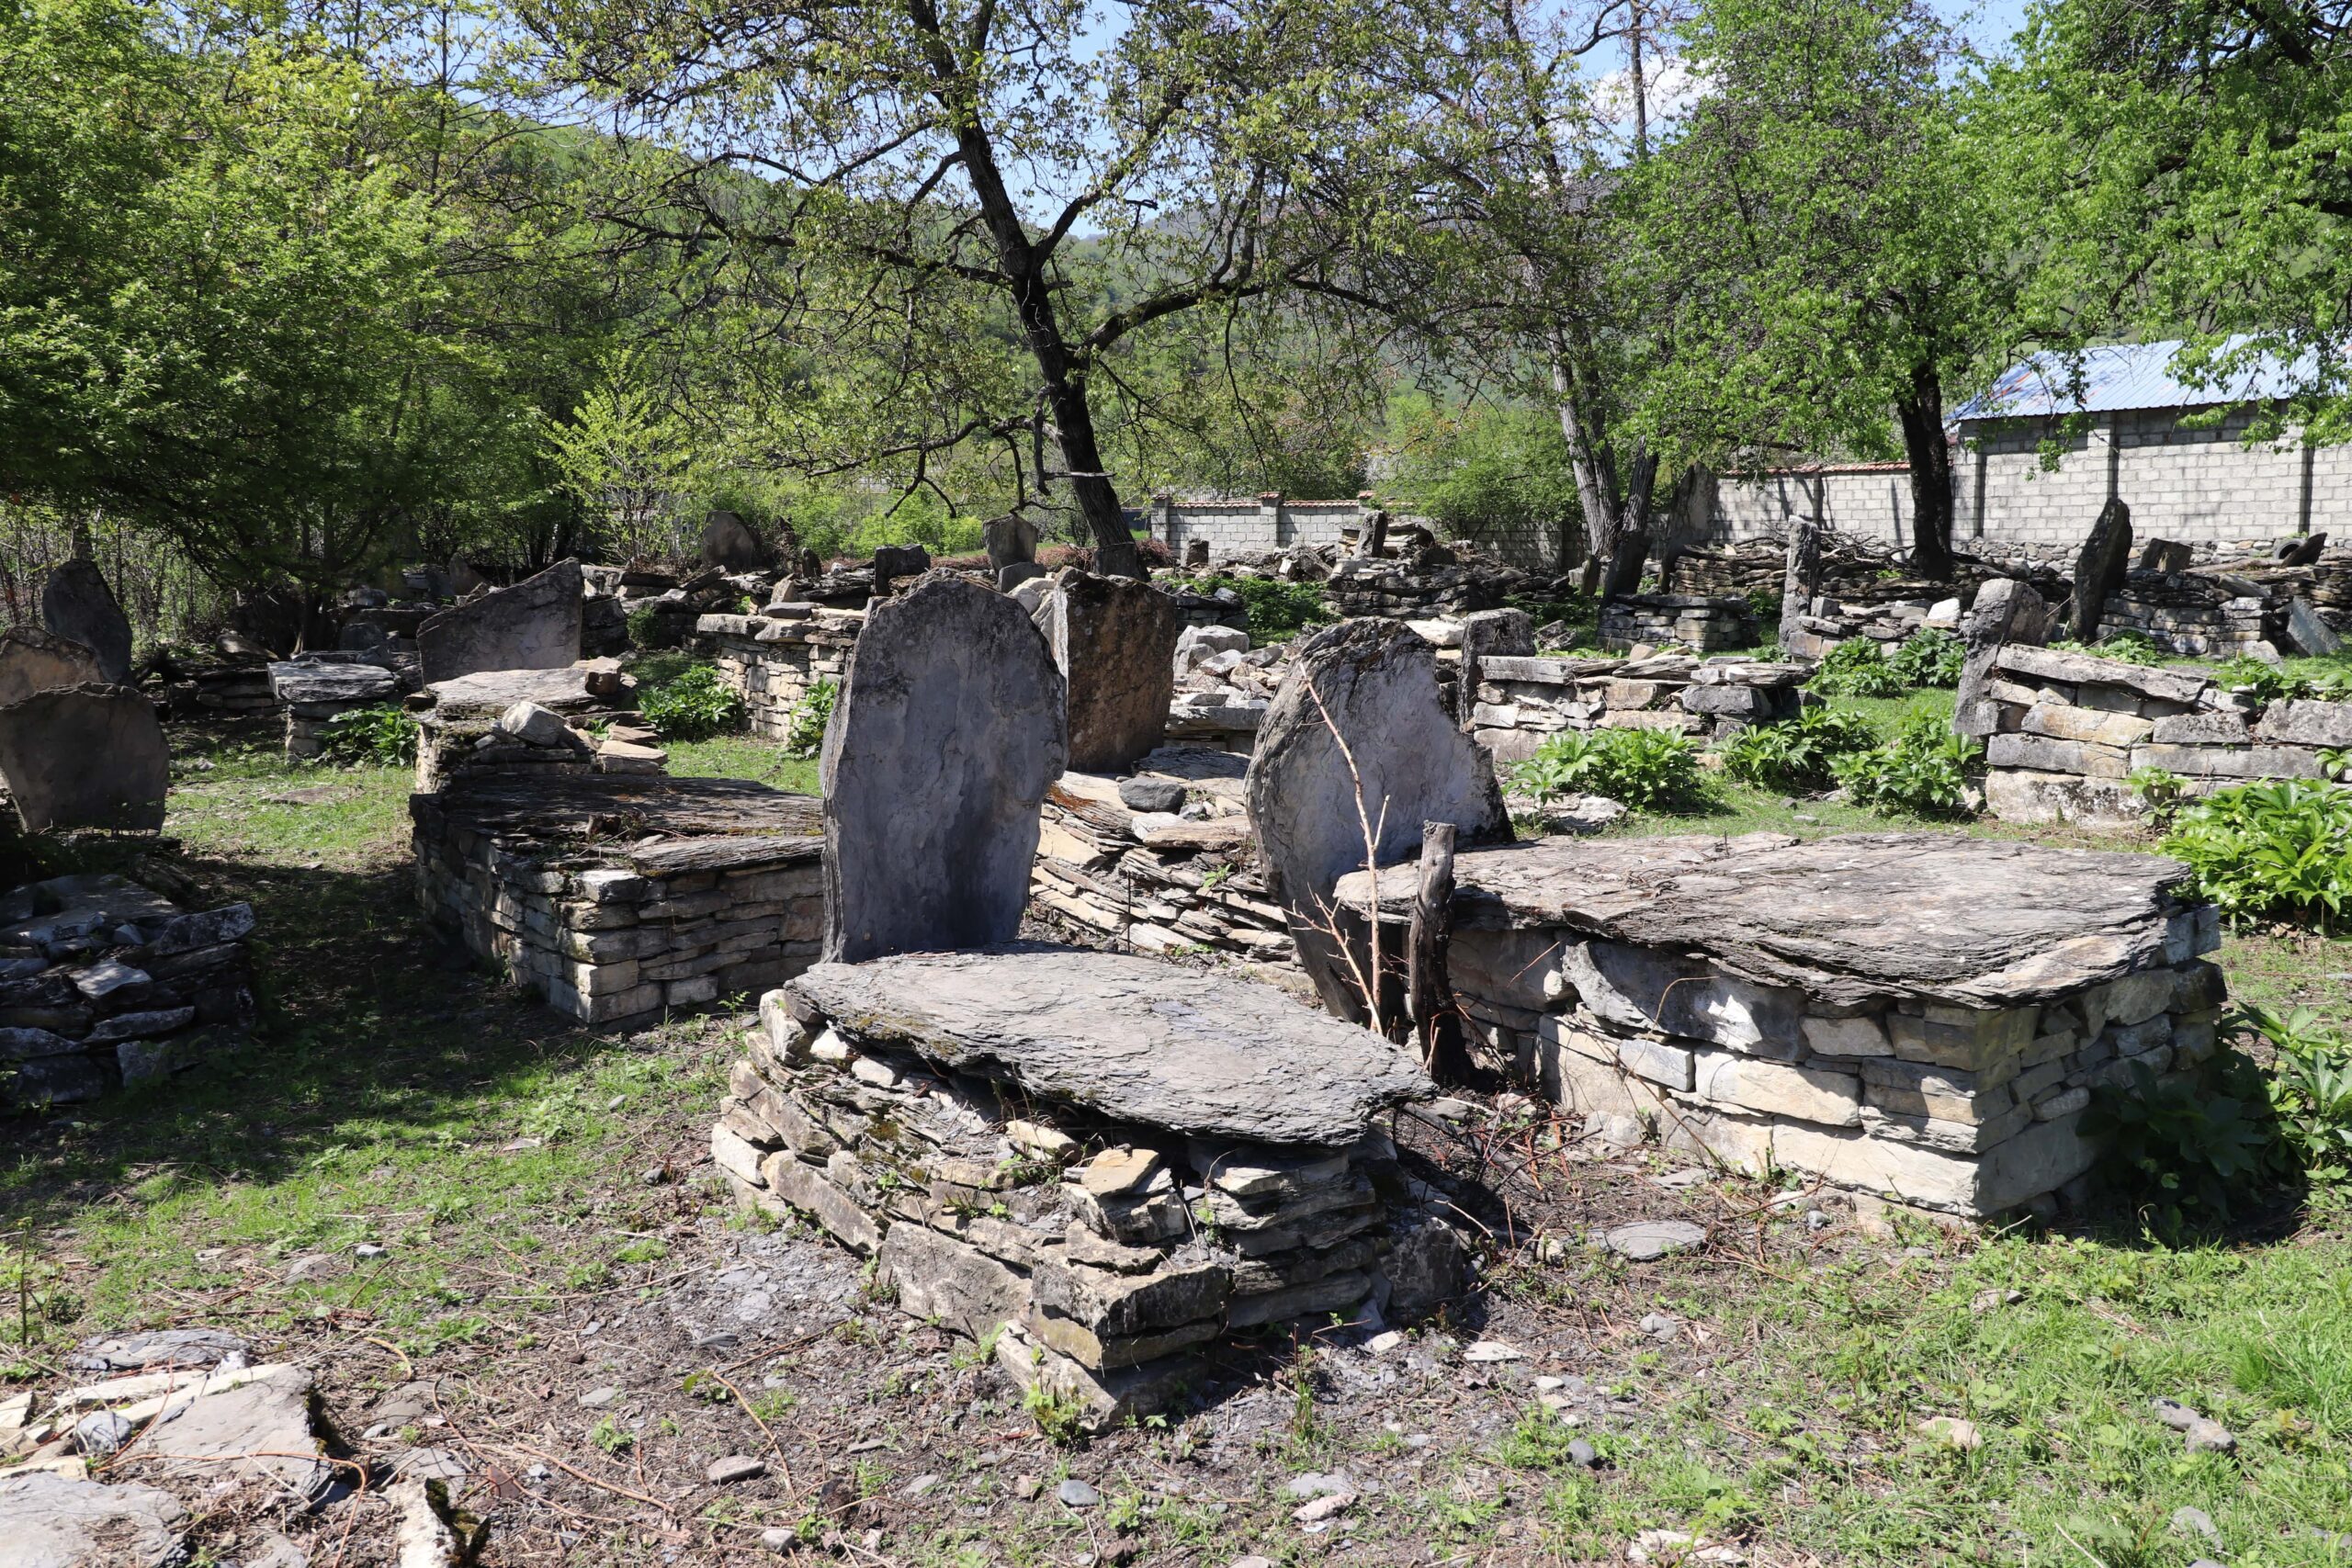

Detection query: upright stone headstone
xmin=821 ymin=573 xmax=1067 ymax=962
xmin=2137 ymin=538 xmax=2194 ymax=573
xmin=40 ymin=559 xmax=133 ymax=684
xmin=998 ymin=561 xmax=1046 ymax=592
xmin=0 ymin=684 xmax=169 ymax=832
xmin=1779 ymin=518 xmax=1822 ymax=654
xmin=2285 ymin=595 xmax=2344 ymax=656
xmin=1456 ymin=607 xmax=1536 ymax=727
xmin=416 ymin=558 xmax=583 ymax=683
xmin=0 ymin=628 xmax=102 ymax=709
xmin=1034 ymin=573 xmax=1182 ymax=773
xmin=1247 ymin=618 xmax=1511 ymax=1021
xmin=871 ymin=544 xmax=931 ymax=592
xmin=983 ymin=513 xmax=1040 ymax=574
xmin=1953 ymin=578 xmax=2050 ymax=737
xmin=700 ymin=511 xmax=767 ymax=570
xmin=2071 ymin=497 xmax=2132 ymax=641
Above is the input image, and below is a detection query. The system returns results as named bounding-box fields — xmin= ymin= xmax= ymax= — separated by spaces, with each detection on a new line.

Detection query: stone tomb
xmin=412 ymin=773 xmax=824 ymax=1025
xmin=716 ymin=949 xmax=1462 ymax=1432
xmin=416 ymin=558 xmax=584 ymax=682
xmin=266 ymin=657 xmax=401 ymax=760
xmin=410 ymin=661 xmax=658 ymax=791
xmin=1 ymin=873 xmax=256 ymax=1108
xmin=698 ymin=605 xmax=863 ymax=741
xmin=1335 ymin=831 xmax=2224 ymax=1218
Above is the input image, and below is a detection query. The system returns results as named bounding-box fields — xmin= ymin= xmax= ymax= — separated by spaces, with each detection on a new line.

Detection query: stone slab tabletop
xmin=1333 ymin=830 xmax=2204 ymax=1010
xmin=412 ymin=773 xmax=822 ymax=874
xmin=424 ymin=661 xmax=621 ymax=719
xmin=789 ymin=945 xmax=1433 ymax=1145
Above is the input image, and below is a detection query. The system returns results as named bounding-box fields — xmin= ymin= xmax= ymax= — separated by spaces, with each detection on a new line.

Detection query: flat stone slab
xmin=117 ymin=1365 xmax=332 ymax=1505
xmin=789 ymin=946 xmax=1433 ymax=1145
xmin=413 ymin=773 xmax=821 ymax=874
xmin=1604 ymin=1220 xmax=1707 ymax=1260
xmin=1334 ymin=831 xmax=2203 ymax=1010
xmin=0 ymin=1471 xmax=185 ymax=1568
xmin=425 ymin=662 xmax=616 ymax=719
xmin=267 ymin=660 xmax=400 ymax=705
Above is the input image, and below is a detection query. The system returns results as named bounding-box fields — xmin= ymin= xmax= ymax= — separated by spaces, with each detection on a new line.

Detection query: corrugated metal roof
xmin=1953 ymin=335 xmax=2312 ymax=422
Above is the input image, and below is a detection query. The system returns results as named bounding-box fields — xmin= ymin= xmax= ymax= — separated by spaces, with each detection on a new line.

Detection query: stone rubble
xmin=0 ymin=873 xmax=255 ymax=1109
xmin=1469 ymin=650 xmax=1810 ymax=764
xmin=1598 ymin=594 xmax=1758 ymax=653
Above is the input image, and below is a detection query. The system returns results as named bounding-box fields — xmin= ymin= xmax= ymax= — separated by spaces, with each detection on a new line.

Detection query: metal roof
xmin=1952 ymin=336 xmax=2313 ymax=422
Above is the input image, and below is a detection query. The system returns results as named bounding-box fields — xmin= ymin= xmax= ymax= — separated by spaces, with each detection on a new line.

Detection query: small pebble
xmin=2171 ymin=1506 xmax=2221 ymax=1545
xmin=1057 ymin=1478 xmax=1101 ymax=1507
xmin=1013 ymin=1473 xmax=1043 ymax=1500
xmin=353 ymin=1243 xmax=387 ymax=1260
xmin=905 ymin=1473 xmax=940 ymax=1497
xmin=577 ymin=1386 xmax=620 ymax=1408
xmin=707 ymin=1455 xmax=766 ymax=1484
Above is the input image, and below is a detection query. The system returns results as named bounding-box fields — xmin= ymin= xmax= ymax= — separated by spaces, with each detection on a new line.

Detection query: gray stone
xmin=707 ymin=1455 xmax=766 ymax=1483
xmin=2171 ymin=1506 xmax=2221 ymax=1545
xmin=69 ymin=1327 xmax=249 ymax=1372
xmin=984 ymin=513 xmax=1040 ymax=572
xmin=700 ymin=511 xmax=768 ymax=570
xmin=266 ymin=660 xmax=399 ymax=706
xmin=2151 ymin=710 xmax=2251 ymax=745
xmin=0 ymin=1470 xmax=186 ymax=1568
xmin=145 ymin=903 xmax=255 ymax=956
xmin=787 ymin=948 xmax=1432 ymax=1145
xmin=417 ymin=559 xmax=583 ymax=683
xmin=1781 ymin=518 xmax=1823 ymax=651
xmin=1056 ymin=1479 xmax=1101 ymax=1507
xmin=1175 ymin=624 xmax=1250 ymax=675
xmin=2151 ymin=1397 xmax=2235 ymax=1453
xmin=2253 ymin=698 xmax=2352 ymax=748
xmin=1993 ymin=643 xmax=2209 ymax=705
xmin=493 ymin=700 xmax=582 ymax=750
xmin=0 ymin=628 xmax=102 ymax=709
xmin=0 ymin=685 xmax=168 ymax=832
xmin=424 ymin=663 xmax=607 ymax=719
xmin=1117 ymin=778 xmax=1187 ymax=813
xmin=1603 ymin=1221 xmax=1706 ymax=1261
xmin=1954 ymin=579 xmax=2049 ymax=736
xmin=129 ymin=1365 xmax=333 ymax=1504
xmin=821 ymin=574 xmax=1066 ymax=962
xmin=1035 ymin=574 xmax=1182 ymax=773
xmin=2072 ymin=497 xmax=2132 ymax=640
xmin=1342 ymin=832 xmax=2198 ymax=1011
xmin=40 ymin=559 xmax=132 ymax=684
xmin=72 ymin=1409 xmax=136 ymax=1456
xmin=998 ymin=561 xmax=1046 ymax=592
xmin=1382 ymin=1210 xmax=1467 ymax=1319
xmin=878 ymin=1224 xmax=1028 ymax=1341
xmin=1247 ymin=618 xmax=1510 ymax=1021
xmin=2285 ymin=596 xmax=2343 ymax=656
xmin=871 ymin=543 xmax=932 ymax=585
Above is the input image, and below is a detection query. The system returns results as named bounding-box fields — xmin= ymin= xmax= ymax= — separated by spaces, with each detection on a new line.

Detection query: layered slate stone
xmin=40 ymin=559 xmax=133 ymax=683
xmin=0 ymin=628 xmax=102 ymax=709
xmin=1034 ymin=573 xmax=1183 ymax=773
xmin=789 ymin=946 xmax=1431 ymax=1144
xmin=821 ymin=572 xmax=1066 ymax=961
xmin=0 ymin=684 xmax=168 ymax=833
xmin=1247 ymin=617 xmax=1510 ymax=1018
xmin=0 ymin=1470 xmax=187 ymax=1568
xmin=417 ymin=558 xmax=584 ymax=682
xmin=1335 ymin=830 xmax=2222 ymax=1216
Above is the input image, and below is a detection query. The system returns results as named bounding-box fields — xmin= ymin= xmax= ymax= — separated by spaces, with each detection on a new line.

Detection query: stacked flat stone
xmin=1031 ymin=747 xmax=1295 ymax=965
xmin=1 ymin=874 xmax=255 ymax=1109
xmin=1336 ymin=831 xmax=2223 ymax=1218
xmin=182 ymin=664 xmax=277 ymax=717
xmin=696 ymin=606 xmax=863 ymax=741
xmin=266 ymin=659 xmax=402 ymax=761
xmin=410 ymin=663 xmax=650 ymax=791
xmin=1323 ymin=555 xmax=1511 ymax=620
xmin=714 ymin=949 xmax=1459 ymax=1432
xmin=1971 ymin=643 xmax=2352 ymax=826
xmin=1469 ymin=652 xmax=1807 ymax=762
xmin=410 ymin=773 xmax=822 ymax=1024
xmin=1598 ymin=594 xmax=1758 ymax=652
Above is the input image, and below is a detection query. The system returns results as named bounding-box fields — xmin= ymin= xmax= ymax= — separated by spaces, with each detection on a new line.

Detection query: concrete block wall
xmin=1155 ymin=498 xmax=1556 ymax=571
xmin=1710 ymin=467 xmax=1912 ymax=547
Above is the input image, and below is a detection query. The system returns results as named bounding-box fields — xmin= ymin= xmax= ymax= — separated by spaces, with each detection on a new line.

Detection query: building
xmin=1706 ymin=338 xmax=2348 ymax=558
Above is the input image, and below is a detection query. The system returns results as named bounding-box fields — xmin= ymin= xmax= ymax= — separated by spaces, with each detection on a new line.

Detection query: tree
xmin=1642 ymin=0 xmax=2017 ymax=577
xmin=520 ymin=0 xmax=1408 ymax=576
xmin=1381 ymin=393 xmax=1584 ymax=559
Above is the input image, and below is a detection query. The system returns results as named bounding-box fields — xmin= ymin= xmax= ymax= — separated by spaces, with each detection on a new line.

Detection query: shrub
xmin=1885 ymin=626 xmax=1963 ymax=687
xmin=2083 ymin=1049 xmax=2290 ymax=1225
xmin=1805 ymin=637 xmax=1908 ymax=699
xmin=639 ymin=663 xmax=746 ymax=741
xmin=1718 ymin=705 xmax=1882 ymax=793
xmin=2244 ymin=1005 xmax=2352 ymax=1182
xmin=784 ymin=678 xmax=837 ymax=759
xmin=2158 ymin=779 xmax=2352 ymax=926
xmin=1170 ymin=576 xmax=1335 ymax=641
xmin=1830 ymin=714 xmax=1982 ymax=818
xmin=2051 ymin=631 xmax=2166 ymax=666
xmin=318 ymin=704 xmax=415 ymax=766
xmin=1509 ymin=727 xmax=1710 ymax=812
xmin=2209 ymin=654 xmax=2352 ymax=703
xmin=626 ymin=604 xmax=662 ymax=650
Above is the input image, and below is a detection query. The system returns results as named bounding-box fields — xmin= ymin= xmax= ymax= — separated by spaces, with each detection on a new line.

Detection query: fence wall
xmin=1151 ymin=496 xmax=1558 ymax=570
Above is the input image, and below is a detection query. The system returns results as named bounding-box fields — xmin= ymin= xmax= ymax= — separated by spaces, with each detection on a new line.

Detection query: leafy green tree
xmin=1381 ymin=394 xmax=1583 ymax=560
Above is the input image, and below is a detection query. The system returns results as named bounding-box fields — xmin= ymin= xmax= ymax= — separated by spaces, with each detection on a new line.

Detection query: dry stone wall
xmin=1598 ymin=595 xmax=1758 ymax=652
xmin=1468 ymin=653 xmax=1808 ymax=764
xmin=697 ymin=608 xmax=862 ymax=740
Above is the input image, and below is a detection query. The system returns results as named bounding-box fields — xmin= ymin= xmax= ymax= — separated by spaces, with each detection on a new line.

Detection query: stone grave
xmin=0 ymin=627 xmax=102 ymax=708
xmin=1335 ymin=831 xmax=2224 ymax=1218
xmin=1032 ymin=570 xmax=1182 ymax=773
xmin=412 ymin=773 xmax=824 ymax=1025
xmin=1467 ymin=650 xmax=1808 ymax=764
xmin=0 ymin=685 xmax=169 ymax=833
xmin=716 ymin=950 xmax=1460 ymax=1432
xmin=1 ymin=872 xmax=256 ymax=1108
xmin=700 ymin=510 xmax=768 ymax=569
xmin=1247 ymin=618 xmax=1510 ymax=1021
xmin=416 ymin=558 xmax=584 ymax=682
xmin=409 ymin=661 xmax=654 ymax=791
xmin=820 ymin=572 xmax=1066 ymax=962
xmin=40 ymin=559 xmax=133 ymax=683
xmin=696 ymin=604 xmax=862 ymax=741
xmin=266 ymin=657 xmax=402 ymax=760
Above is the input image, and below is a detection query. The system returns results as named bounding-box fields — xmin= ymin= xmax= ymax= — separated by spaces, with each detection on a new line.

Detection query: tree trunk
xmin=1896 ymin=364 xmax=1955 ymax=580
xmin=1599 ymin=446 xmax=1660 ymax=600
xmin=1042 ymin=376 xmax=1141 ymax=578
xmin=1552 ymin=346 xmax=1623 ymax=572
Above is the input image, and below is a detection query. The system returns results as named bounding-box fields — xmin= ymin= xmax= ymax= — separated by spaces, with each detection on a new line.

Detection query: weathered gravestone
xmin=2137 ymin=538 xmax=2194 ymax=573
xmin=821 ymin=572 xmax=1067 ymax=962
xmin=1456 ymin=607 xmax=1535 ymax=726
xmin=0 ymin=685 xmax=169 ymax=831
xmin=700 ymin=511 xmax=768 ymax=570
xmin=1246 ymin=617 xmax=1510 ymax=1021
xmin=40 ymin=559 xmax=133 ymax=684
xmin=871 ymin=544 xmax=932 ymax=592
xmin=1953 ymin=578 xmax=2050 ymax=737
xmin=1033 ymin=572 xmax=1182 ymax=773
xmin=984 ymin=513 xmax=1040 ymax=574
xmin=2072 ymin=497 xmax=2132 ymax=641
xmin=1780 ymin=517 xmax=1823 ymax=653
xmin=0 ymin=627 xmax=102 ymax=709
xmin=416 ymin=558 xmax=582 ymax=683
xmin=2285 ymin=596 xmax=2344 ymax=657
